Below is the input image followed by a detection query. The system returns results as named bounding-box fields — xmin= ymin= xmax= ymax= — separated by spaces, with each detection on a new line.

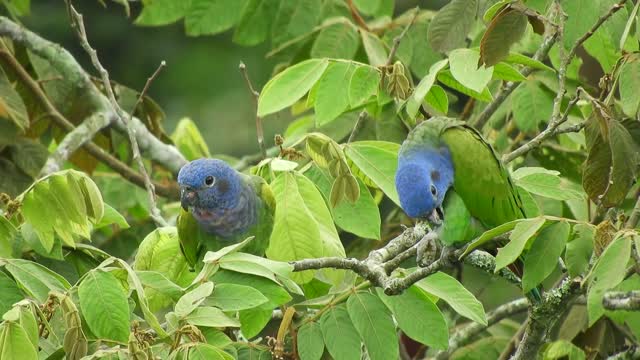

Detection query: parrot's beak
xmin=427 ymin=206 xmax=444 ymax=225
xmin=180 ymin=187 xmax=197 ymax=211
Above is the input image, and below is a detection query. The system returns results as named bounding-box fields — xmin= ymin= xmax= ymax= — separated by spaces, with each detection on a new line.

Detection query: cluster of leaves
xmin=1 ymin=0 xmax=640 ymax=359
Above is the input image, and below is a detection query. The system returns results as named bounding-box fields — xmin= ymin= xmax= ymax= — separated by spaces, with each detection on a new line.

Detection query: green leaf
xmin=505 ymin=53 xmax=555 ymax=72
xmin=587 ymin=233 xmax=632 ymax=325
xmin=258 ymin=59 xmax=329 ymax=117
xmin=9 ymin=139 xmax=48 ymax=178
xmin=297 ymin=322 xmax=324 ymax=360
xmin=361 ymin=31 xmax=388 ymax=67
xmin=233 ymin=0 xmax=280 ymax=46
xmin=495 ymin=217 xmax=546 ymax=271
xmin=0 ymin=67 xmax=28 ymax=131
xmin=0 ymin=272 xmax=23 ymax=315
xmin=203 ymin=236 xmax=257 ymax=263
xmin=561 ymin=0 xmax=602 ymax=49
xmin=417 ymin=271 xmax=487 ymax=325
xmin=462 ymin=219 xmax=521 ymax=256
xmin=315 ymin=62 xmax=356 ymax=126
xmin=619 ymin=56 xmax=640 ymax=117
xmin=171 ymin=117 xmax=211 ymax=161
xmin=483 ymin=0 xmax=510 ymax=22
xmin=449 ymin=49 xmax=493 ymax=92
xmin=271 ymin=0 xmax=322 ymax=47
xmin=377 ymin=286 xmax=448 ymax=349
xmin=511 ymin=80 xmax=554 ymax=132
xmin=428 ymin=0 xmax=478 ymax=53
xmin=451 ymin=336 xmax=510 ymax=360
xmin=346 ymin=292 xmax=399 ymax=360
xmin=136 ymin=270 xmax=184 ymax=301
xmin=134 ymin=227 xmax=195 ymax=312
xmin=0 ymin=321 xmax=37 ymax=360
xmin=0 ymin=216 xmax=16 ymax=258
xmin=543 ymin=340 xmax=586 ymax=360
xmin=95 ymin=203 xmax=130 ymax=229
xmin=205 ymin=283 xmax=268 ymax=311
xmin=565 ymin=224 xmax=595 ymax=278
xmin=175 ymin=281 xmax=214 ymax=318
xmin=311 ymin=21 xmax=359 ymax=59
xmin=78 ymin=269 xmax=130 ymax=343
xmin=3 ymin=259 xmax=70 ymax=303
xmin=185 ymin=0 xmax=249 ymax=36
xmin=493 ymin=62 xmax=527 ymax=81
xmin=406 ymin=59 xmax=448 ymax=118
xmin=437 ymin=70 xmax=493 ymax=102
xmin=523 ymin=221 xmax=569 ymax=292
xmin=480 ymin=6 xmax=529 ymax=67
xmin=184 ymin=307 xmax=240 ymax=328
xmin=187 ymin=343 xmax=234 ymax=360
xmin=239 ymin=307 xmax=272 ymax=339
xmin=135 ymin=0 xmax=190 ymax=26
xmin=353 ymin=0 xmax=382 ymax=15
xmin=425 ymin=85 xmax=449 ymax=115
xmin=218 ymin=253 xmax=302 ymax=295
xmin=512 ymin=167 xmax=585 ymax=200
xmin=348 ymin=65 xmax=381 ymax=108
xmin=266 ymin=172 xmax=345 ymax=284
xmin=305 ymin=165 xmax=381 ymax=239
xmin=212 ymin=270 xmax=292 ymax=307
xmin=320 ymin=305 xmax=362 ymax=360
xmin=344 ymin=141 xmax=400 ymax=205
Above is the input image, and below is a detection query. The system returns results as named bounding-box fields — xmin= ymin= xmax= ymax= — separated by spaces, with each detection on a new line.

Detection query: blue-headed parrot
xmin=177 ymin=159 xmax=275 ymax=270
xmin=395 ymin=117 xmax=540 ymax=301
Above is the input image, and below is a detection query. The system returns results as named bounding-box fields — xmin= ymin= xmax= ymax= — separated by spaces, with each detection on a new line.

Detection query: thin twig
xmin=345 ymin=0 xmax=370 ymax=31
xmin=626 ymin=194 xmax=640 ymax=229
xmin=0 ymin=49 xmax=179 ymax=200
xmin=68 ymin=4 xmax=167 ymax=227
xmin=130 ymin=61 xmax=166 ymax=116
xmin=239 ymin=61 xmax=267 ymax=159
xmin=348 ymin=110 xmax=368 ymax=143
xmin=386 ymin=7 xmax=419 ymax=66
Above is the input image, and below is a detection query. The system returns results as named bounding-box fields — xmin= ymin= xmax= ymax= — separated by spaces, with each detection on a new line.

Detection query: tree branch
xmin=386 ymin=7 xmax=419 ymax=66
xmin=435 ymin=298 xmax=529 ymax=360
xmin=626 ymin=193 xmax=640 ymax=229
xmin=239 ymin=61 xmax=267 ymax=159
xmin=603 ymin=291 xmax=640 ymax=310
xmin=607 ymin=347 xmax=640 ymax=360
xmin=0 ymin=49 xmax=179 ymax=200
xmin=0 ymin=16 xmax=187 ymax=174
xmin=503 ymin=0 xmax=628 ymax=163
xmin=68 ymin=4 xmax=167 ymax=227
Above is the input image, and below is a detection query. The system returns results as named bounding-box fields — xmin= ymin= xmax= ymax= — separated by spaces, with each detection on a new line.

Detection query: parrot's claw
xmin=416 ymin=232 xmax=440 ymax=267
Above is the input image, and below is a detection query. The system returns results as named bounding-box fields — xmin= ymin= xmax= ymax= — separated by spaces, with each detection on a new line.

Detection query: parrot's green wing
xmin=438 ymin=190 xmax=485 ymax=246
xmin=177 ymin=174 xmax=276 ymax=270
xmin=438 ymin=118 xmax=526 ymax=227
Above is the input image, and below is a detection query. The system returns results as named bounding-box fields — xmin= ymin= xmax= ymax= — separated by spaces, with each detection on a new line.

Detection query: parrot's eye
xmin=204 ymin=176 xmax=215 ymax=187
xmin=430 ymin=184 xmax=437 ymax=197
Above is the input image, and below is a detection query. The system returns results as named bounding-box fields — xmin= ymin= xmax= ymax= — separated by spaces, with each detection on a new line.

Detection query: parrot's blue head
xmin=177 ymin=158 xmax=243 ymax=212
xmin=395 ymin=147 xmax=454 ymax=223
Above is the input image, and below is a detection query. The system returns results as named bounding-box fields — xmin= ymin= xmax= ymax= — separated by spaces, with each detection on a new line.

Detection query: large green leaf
xmin=425 ymin=85 xmax=449 ymax=115
xmin=218 ymin=253 xmax=302 ymax=295
xmin=348 ymin=65 xmax=381 ymax=108
xmin=495 ymin=217 xmax=546 ymax=271
xmin=320 ymin=305 xmax=362 ymax=360
xmin=0 ymin=216 xmax=15 ymax=258
xmin=543 ymin=340 xmax=586 ymax=360
xmin=311 ymin=21 xmax=359 ymax=59
xmin=0 ymin=67 xmax=28 ymax=131
xmin=522 ymin=221 xmax=569 ymax=292
xmin=512 ymin=167 xmax=584 ymax=201
xmin=233 ymin=0 xmax=280 ymax=46
xmin=297 ymin=322 xmax=324 ymax=360
xmin=377 ymin=286 xmax=448 ymax=349
xmin=360 ymin=31 xmax=388 ymax=67
xmin=344 ymin=141 xmax=400 ymax=205
xmin=428 ymin=0 xmax=478 ymax=52
xmin=304 ymin=165 xmax=381 ymax=239
xmin=462 ymin=219 xmax=521 ymax=256
xmin=135 ymin=0 xmax=190 ymax=25
xmin=511 ymin=80 xmax=554 ymax=132
xmin=184 ymin=307 xmax=240 ymax=328
xmin=346 ymin=292 xmax=398 ymax=360
xmin=587 ymin=233 xmax=632 ymax=325
xmin=417 ymin=271 xmax=487 ymax=325
xmin=185 ymin=0 xmax=249 ymax=36
xmin=3 ymin=259 xmax=70 ymax=303
xmin=619 ymin=56 xmax=640 ymax=117
xmin=0 ymin=321 xmax=37 ymax=360
xmin=479 ymin=6 xmax=528 ymax=67
xmin=314 ymin=62 xmax=356 ymax=126
xmin=406 ymin=59 xmax=448 ymax=118
xmin=78 ymin=269 xmax=130 ymax=342
xmin=266 ymin=172 xmax=345 ymax=283
xmin=170 ymin=117 xmax=211 ymax=161
xmin=437 ymin=70 xmax=493 ymax=102
xmin=0 ymin=272 xmax=23 ymax=315
xmin=565 ymin=224 xmax=595 ymax=278
xmin=258 ymin=59 xmax=329 ymax=117
xmin=449 ymin=49 xmax=493 ymax=92
xmin=187 ymin=343 xmax=233 ymax=360
xmin=205 ymin=283 xmax=268 ymax=311
xmin=271 ymin=0 xmax=322 ymax=46
xmin=174 ymin=281 xmax=214 ymax=318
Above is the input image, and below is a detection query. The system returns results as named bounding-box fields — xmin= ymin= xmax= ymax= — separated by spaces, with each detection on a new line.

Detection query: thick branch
xmin=0 ymin=49 xmax=179 ymax=200
xmin=68 ymin=5 xmax=167 ymax=227
xmin=607 ymin=347 xmax=640 ymax=360
xmin=435 ymin=298 xmax=529 ymax=360
xmin=0 ymin=16 xmax=187 ymax=174
xmin=603 ymin=291 xmax=640 ymax=310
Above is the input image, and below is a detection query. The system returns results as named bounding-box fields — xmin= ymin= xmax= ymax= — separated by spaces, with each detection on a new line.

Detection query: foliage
xmin=0 ymin=0 xmax=639 ymax=359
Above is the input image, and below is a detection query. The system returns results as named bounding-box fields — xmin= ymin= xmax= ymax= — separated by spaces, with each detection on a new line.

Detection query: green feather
xmin=177 ymin=173 xmax=275 ymax=270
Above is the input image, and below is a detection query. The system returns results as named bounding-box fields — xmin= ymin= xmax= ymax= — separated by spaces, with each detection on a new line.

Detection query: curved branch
xmin=603 ymin=291 xmax=640 ymax=311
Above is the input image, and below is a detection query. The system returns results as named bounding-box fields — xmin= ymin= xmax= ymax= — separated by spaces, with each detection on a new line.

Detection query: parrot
xmin=395 ymin=116 xmax=541 ymax=301
xmin=177 ymin=158 xmax=276 ymax=270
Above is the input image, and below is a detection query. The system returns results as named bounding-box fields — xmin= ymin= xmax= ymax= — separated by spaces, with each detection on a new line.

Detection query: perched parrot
xmin=177 ymin=159 xmax=276 ymax=270
xmin=395 ymin=117 xmax=541 ymax=300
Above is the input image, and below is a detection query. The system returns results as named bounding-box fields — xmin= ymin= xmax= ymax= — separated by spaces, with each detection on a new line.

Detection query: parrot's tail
xmin=508 ymin=259 xmax=542 ymax=304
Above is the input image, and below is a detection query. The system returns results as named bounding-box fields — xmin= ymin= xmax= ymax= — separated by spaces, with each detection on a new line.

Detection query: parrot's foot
xmin=416 ymin=232 xmax=440 ymax=267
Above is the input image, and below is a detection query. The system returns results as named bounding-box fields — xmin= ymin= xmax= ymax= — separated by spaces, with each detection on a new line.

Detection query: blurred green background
xmin=25 ymin=0 xmax=446 ymax=157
